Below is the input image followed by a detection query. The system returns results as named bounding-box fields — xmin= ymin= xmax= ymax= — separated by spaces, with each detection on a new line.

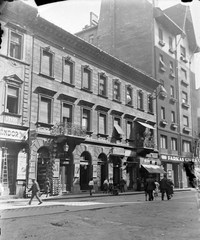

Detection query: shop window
xmin=126 ymin=85 xmax=133 ymax=106
xmin=137 ymin=90 xmax=143 ymax=110
xmin=148 ymin=94 xmax=153 ymax=114
xmin=98 ymin=112 xmax=107 ymax=135
xmin=82 ymin=65 xmax=92 ymax=91
xmin=40 ymin=48 xmax=54 ymax=77
xmin=171 ymin=138 xmax=177 ymax=151
xmin=62 ymin=57 xmax=74 ymax=85
xmin=182 ymin=140 xmax=191 ymax=152
xmin=99 ymin=73 xmax=107 ymax=97
xmin=113 ymin=79 xmax=121 ymax=101
xmin=39 ymin=96 xmax=52 ymax=124
xmin=6 ymin=86 xmax=19 ymax=114
xmin=82 ymin=108 xmax=91 ymax=132
xmin=9 ymin=31 xmax=23 ymax=60
xmin=62 ymin=103 xmax=73 ymax=124
xmin=183 ymin=115 xmax=189 ymax=127
xmin=160 ymin=135 xmax=167 ymax=149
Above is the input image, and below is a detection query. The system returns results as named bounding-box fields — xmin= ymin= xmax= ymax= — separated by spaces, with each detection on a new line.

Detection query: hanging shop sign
xmin=160 ymin=154 xmax=198 ymax=162
xmin=17 ymin=151 xmax=27 ymax=180
xmin=124 ymin=150 xmax=136 ymax=157
xmin=0 ymin=127 xmax=28 ymax=141
xmin=53 ymin=159 xmax=60 ymax=178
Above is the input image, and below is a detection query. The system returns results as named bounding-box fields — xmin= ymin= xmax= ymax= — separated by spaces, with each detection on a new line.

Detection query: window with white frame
xmin=126 ymin=121 xmax=132 ymax=140
xmin=113 ymin=79 xmax=121 ymax=101
xmin=171 ymin=111 xmax=175 ymax=123
xmin=6 ymin=86 xmax=19 ymax=114
xmin=183 ymin=140 xmax=191 ymax=152
xmin=183 ymin=115 xmax=189 ymax=126
xmin=171 ymin=138 xmax=177 ymax=151
xmin=159 ymin=54 xmax=166 ymax=71
xmin=182 ymin=91 xmax=188 ymax=103
xmin=137 ymin=90 xmax=143 ymax=110
xmin=170 ymin=85 xmax=175 ymax=97
xmin=98 ymin=112 xmax=107 ymax=135
xmin=9 ymin=31 xmax=23 ymax=60
xmin=82 ymin=108 xmax=91 ymax=131
xmin=40 ymin=48 xmax=54 ymax=77
xmin=82 ymin=66 xmax=92 ymax=91
xmin=126 ymin=85 xmax=132 ymax=105
xmin=63 ymin=58 xmax=74 ymax=84
xmin=99 ymin=73 xmax=107 ymax=96
xmin=160 ymin=135 xmax=167 ymax=149
xmin=62 ymin=103 xmax=73 ymax=124
xmin=161 ymin=107 xmax=165 ymax=119
xmin=39 ymin=96 xmax=52 ymax=124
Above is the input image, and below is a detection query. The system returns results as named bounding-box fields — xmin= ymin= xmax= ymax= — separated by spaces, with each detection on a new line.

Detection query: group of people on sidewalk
xmin=144 ymin=174 xmax=174 ymax=201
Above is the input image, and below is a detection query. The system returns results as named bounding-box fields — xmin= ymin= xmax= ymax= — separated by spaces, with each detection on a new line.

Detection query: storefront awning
xmin=114 ymin=123 xmax=125 ymax=135
xmin=137 ymin=121 xmax=155 ymax=129
xmin=141 ymin=164 xmax=166 ymax=174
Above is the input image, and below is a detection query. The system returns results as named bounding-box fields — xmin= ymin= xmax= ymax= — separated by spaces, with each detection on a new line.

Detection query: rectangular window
xmin=183 ymin=140 xmax=191 ymax=152
xmin=126 ymin=86 xmax=132 ymax=105
xmin=171 ymin=138 xmax=177 ymax=151
xmin=113 ymin=80 xmax=120 ymax=101
xmin=62 ymin=103 xmax=72 ymax=124
xmin=181 ymin=68 xmax=187 ymax=82
xmin=99 ymin=113 xmax=107 ymax=135
xmin=160 ymin=135 xmax=167 ymax=149
xmin=170 ymin=85 xmax=174 ymax=97
xmin=159 ymin=28 xmax=163 ymax=41
xmin=137 ymin=90 xmax=143 ymax=110
xmin=171 ymin=111 xmax=175 ymax=123
xmin=114 ymin=117 xmax=121 ymax=127
xmin=39 ymin=97 xmax=52 ymax=124
xmin=82 ymin=67 xmax=91 ymax=90
xmin=63 ymin=59 xmax=73 ymax=84
xmin=169 ymin=36 xmax=173 ymax=49
xmin=170 ymin=61 xmax=174 ymax=75
xmin=159 ymin=54 xmax=165 ymax=71
xmin=183 ymin=115 xmax=189 ymax=126
xmin=161 ymin=107 xmax=165 ymax=119
xmin=82 ymin=109 xmax=91 ymax=131
xmin=41 ymin=49 xmax=54 ymax=77
xmin=180 ymin=45 xmax=186 ymax=57
xmin=126 ymin=121 xmax=132 ymax=140
xmin=99 ymin=74 xmax=107 ymax=96
xmin=148 ymin=95 xmax=153 ymax=113
xmin=6 ymin=86 xmax=19 ymax=114
xmin=182 ymin=91 xmax=188 ymax=103
xmin=10 ymin=32 xmax=22 ymax=60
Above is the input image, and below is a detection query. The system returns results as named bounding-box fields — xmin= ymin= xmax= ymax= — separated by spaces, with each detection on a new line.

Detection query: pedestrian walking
xmin=167 ymin=178 xmax=174 ymax=198
xmin=160 ymin=174 xmax=171 ymax=200
xmin=103 ymin=178 xmax=109 ymax=193
xmin=44 ymin=177 xmax=50 ymax=198
xmin=119 ymin=177 xmax=126 ymax=193
xmin=88 ymin=178 xmax=94 ymax=196
xmin=108 ymin=178 xmax=114 ymax=194
xmin=28 ymin=178 xmax=43 ymax=205
xmin=145 ymin=175 xmax=156 ymax=201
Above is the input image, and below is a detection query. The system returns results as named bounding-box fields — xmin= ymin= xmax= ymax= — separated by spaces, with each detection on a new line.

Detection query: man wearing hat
xmin=145 ymin=174 xmax=156 ymax=201
xmin=28 ymin=178 xmax=43 ymax=205
xmin=160 ymin=174 xmax=171 ymax=200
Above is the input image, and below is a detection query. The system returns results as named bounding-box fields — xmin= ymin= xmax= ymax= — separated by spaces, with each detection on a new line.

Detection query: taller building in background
xmin=77 ymin=0 xmax=200 ymax=188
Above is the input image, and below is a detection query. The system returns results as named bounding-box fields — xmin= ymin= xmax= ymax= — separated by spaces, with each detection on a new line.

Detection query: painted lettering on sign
xmin=0 ymin=127 xmax=27 ymax=140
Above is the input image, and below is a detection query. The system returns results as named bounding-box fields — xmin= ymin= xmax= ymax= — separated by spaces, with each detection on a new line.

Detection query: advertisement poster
xmin=53 ymin=158 xmax=60 ymax=178
xmin=17 ymin=151 xmax=27 ymax=180
xmin=93 ymin=164 xmax=97 ymax=178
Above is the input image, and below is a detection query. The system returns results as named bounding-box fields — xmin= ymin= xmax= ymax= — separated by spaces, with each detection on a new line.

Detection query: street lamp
xmin=150 ymin=85 xmax=168 ymax=99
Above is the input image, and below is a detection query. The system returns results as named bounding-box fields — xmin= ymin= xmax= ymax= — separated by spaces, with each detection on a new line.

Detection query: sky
xmin=26 ymin=0 xmax=200 ymax=88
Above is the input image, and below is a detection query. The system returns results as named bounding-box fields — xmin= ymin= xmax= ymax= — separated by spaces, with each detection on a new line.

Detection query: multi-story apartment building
xmin=77 ymin=1 xmax=200 ymax=188
xmin=0 ymin=1 xmax=162 ymax=196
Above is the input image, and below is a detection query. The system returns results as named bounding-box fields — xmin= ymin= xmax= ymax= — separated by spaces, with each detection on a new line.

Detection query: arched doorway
xmin=37 ymin=147 xmax=50 ymax=192
xmin=80 ymin=151 xmax=92 ymax=190
xmin=98 ymin=153 xmax=108 ymax=190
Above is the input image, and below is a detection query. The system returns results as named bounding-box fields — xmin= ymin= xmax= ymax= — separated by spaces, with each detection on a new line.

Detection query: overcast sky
xmin=31 ymin=0 xmax=200 ymax=88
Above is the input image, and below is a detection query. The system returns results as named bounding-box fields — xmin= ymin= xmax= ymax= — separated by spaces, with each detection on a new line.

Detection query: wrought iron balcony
xmin=136 ymin=137 xmax=156 ymax=150
xmin=50 ymin=122 xmax=87 ymax=137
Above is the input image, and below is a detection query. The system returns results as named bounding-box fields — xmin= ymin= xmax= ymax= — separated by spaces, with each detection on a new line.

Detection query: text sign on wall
xmin=0 ymin=127 xmax=27 ymax=141
xmin=53 ymin=159 xmax=60 ymax=178
xmin=17 ymin=151 xmax=27 ymax=180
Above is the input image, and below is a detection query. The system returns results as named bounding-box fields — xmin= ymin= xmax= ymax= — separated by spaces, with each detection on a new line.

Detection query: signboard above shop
xmin=0 ymin=127 xmax=27 ymax=141
xmin=160 ymin=154 xmax=199 ymax=162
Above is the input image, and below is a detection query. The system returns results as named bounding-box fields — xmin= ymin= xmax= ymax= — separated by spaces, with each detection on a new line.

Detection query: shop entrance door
xmin=80 ymin=165 xmax=89 ymax=190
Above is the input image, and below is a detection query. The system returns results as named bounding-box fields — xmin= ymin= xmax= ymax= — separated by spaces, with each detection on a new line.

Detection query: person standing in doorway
xmin=28 ymin=178 xmax=43 ymax=205
xmin=160 ymin=174 xmax=171 ymax=200
xmin=88 ymin=178 xmax=94 ymax=196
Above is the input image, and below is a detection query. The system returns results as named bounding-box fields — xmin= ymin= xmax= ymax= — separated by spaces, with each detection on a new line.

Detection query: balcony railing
xmin=136 ymin=137 xmax=156 ymax=149
xmin=50 ymin=122 xmax=87 ymax=137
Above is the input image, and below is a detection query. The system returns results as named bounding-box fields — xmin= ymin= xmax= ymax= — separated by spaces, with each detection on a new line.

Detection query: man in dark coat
xmin=146 ymin=175 xmax=156 ymax=201
xmin=28 ymin=178 xmax=43 ymax=205
xmin=160 ymin=174 xmax=171 ymax=200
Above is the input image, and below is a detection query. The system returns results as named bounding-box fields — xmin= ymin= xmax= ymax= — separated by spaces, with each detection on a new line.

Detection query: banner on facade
xmin=0 ymin=127 xmax=28 ymax=141
xmin=17 ymin=151 xmax=27 ymax=180
xmin=53 ymin=159 xmax=60 ymax=178
xmin=160 ymin=154 xmax=199 ymax=162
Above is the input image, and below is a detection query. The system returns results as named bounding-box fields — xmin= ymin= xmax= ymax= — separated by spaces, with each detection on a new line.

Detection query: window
xmin=180 ymin=45 xmax=186 ymax=57
xmin=169 ymin=61 xmax=174 ymax=75
xmin=160 ymin=135 xmax=167 ymax=149
xmin=82 ymin=108 xmax=91 ymax=131
xmin=159 ymin=54 xmax=166 ymax=71
xmin=161 ymin=107 xmax=165 ymax=119
xmin=99 ymin=74 xmax=107 ymax=96
xmin=169 ymin=37 xmax=173 ymax=49
xmin=89 ymin=34 xmax=94 ymax=44
xmin=98 ymin=112 xmax=107 ymax=135
xmin=170 ymin=86 xmax=174 ymax=97
xmin=137 ymin=90 xmax=143 ymax=110
xmin=113 ymin=79 xmax=121 ymax=101
xmin=114 ymin=117 xmax=121 ymax=127
xmin=40 ymin=49 xmax=54 ymax=77
xmin=148 ymin=95 xmax=154 ymax=113
xmin=126 ymin=85 xmax=132 ymax=105
xmin=39 ymin=97 xmax=52 ymax=124
xmin=183 ymin=115 xmax=189 ymax=126
xmin=63 ymin=58 xmax=74 ymax=84
xmin=171 ymin=138 xmax=177 ymax=151
xmin=171 ymin=111 xmax=175 ymax=123
xmin=6 ymin=86 xmax=19 ymax=114
xmin=62 ymin=103 xmax=73 ymax=124
xmin=10 ymin=32 xmax=23 ymax=60
xmin=181 ymin=68 xmax=187 ymax=82
xmin=159 ymin=28 xmax=163 ymax=41
xmin=182 ymin=91 xmax=188 ymax=103
xmin=82 ymin=66 xmax=92 ymax=91
xmin=126 ymin=121 xmax=132 ymax=140
xmin=183 ymin=140 xmax=191 ymax=152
